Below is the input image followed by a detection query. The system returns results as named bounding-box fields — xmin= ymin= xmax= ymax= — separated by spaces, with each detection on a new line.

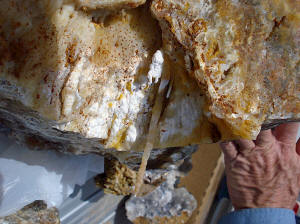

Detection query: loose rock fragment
xmin=0 ymin=201 xmax=60 ymax=224
xmin=125 ymin=170 xmax=197 ymax=224
xmin=95 ymin=158 xmax=137 ymax=195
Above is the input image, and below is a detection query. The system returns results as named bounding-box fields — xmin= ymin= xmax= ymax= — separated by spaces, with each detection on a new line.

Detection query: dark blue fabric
xmin=217 ymin=176 xmax=229 ymax=200
xmin=296 ymin=215 xmax=300 ymax=224
xmin=218 ymin=208 xmax=296 ymax=224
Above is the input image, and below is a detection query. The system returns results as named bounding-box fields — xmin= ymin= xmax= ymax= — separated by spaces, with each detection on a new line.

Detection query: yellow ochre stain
xmin=109 ymin=127 xmax=128 ymax=149
xmin=117 ymin=93 xmax=124 ymax=101
xmin=109 ymin=118 xmax=133 ymax=150
xmin=126 ymin=82 xmax=133 ymax=94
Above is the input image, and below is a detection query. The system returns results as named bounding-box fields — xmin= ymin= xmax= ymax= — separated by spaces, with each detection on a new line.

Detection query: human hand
xmin=220 ymin=123 xmax=300 ymax=210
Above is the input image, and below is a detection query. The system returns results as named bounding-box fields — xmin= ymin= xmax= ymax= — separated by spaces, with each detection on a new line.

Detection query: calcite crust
xmin=0 ymin=0 xmax=299 ymax=154
xmin=0 ymin=0 xmax=216 ymax=153
xmin=151 ymin=0 xmax=300 ymax=139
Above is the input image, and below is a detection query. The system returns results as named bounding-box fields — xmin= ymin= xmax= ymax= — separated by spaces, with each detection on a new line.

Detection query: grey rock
xmin=0 ymin=201 xmax=60 ymax=224
xmin=125 ymin=169 xmax=197 ymax=222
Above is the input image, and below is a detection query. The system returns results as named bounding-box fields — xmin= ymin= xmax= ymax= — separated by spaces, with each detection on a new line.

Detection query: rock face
xmin=0 ymin=0 xmax=299 ymax=158
xmin=0 ymin=0 xmax=220 ymax=154
xmin=0 ymin=201 xmax=60 ymax=224
xmin=151 ymin=0 xmax=300 ymax=139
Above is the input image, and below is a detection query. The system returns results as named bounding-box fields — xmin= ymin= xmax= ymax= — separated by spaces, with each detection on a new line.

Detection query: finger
xmin=297 ymin=138 xmax=300 ymax=155
xmin=219 ymin=141 xmax=238 ymax=160
xmin=234 ymin=139 xmax=255 ymax=152
xmin=273 ymin=122 xmax=300 ymax=144
xmin=254 ymin=129 xmax=274 ymax=147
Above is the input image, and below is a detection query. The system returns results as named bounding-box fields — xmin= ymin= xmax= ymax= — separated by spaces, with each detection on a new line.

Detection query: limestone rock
xmin=112 ymin=144 xmax=198 ymax=171
xmin=0 ymin=0 xmax=299 ymax=156
xmin=0 ymin=0 xmax=217 ymax=155
xmin=0 ymin=201 xmax=60 ymax=224
xmin=151 ymin=0 xmax=300 ymax=139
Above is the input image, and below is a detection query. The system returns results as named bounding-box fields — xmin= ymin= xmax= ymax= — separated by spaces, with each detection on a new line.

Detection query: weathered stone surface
xmin=0 ymin=201 xmax=60 ymax=224
xmin=151 ymin=0 xmax=300 ymax=140
xmin=0 ymin=0 xmax=298 ymax=158
xmin=0 ymin=0 xmax=218 ymax=155
xmin=125 ymin=169 xmax=197 ymax=224
xmin=113 ymin=144 xmax=198 ymax=171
